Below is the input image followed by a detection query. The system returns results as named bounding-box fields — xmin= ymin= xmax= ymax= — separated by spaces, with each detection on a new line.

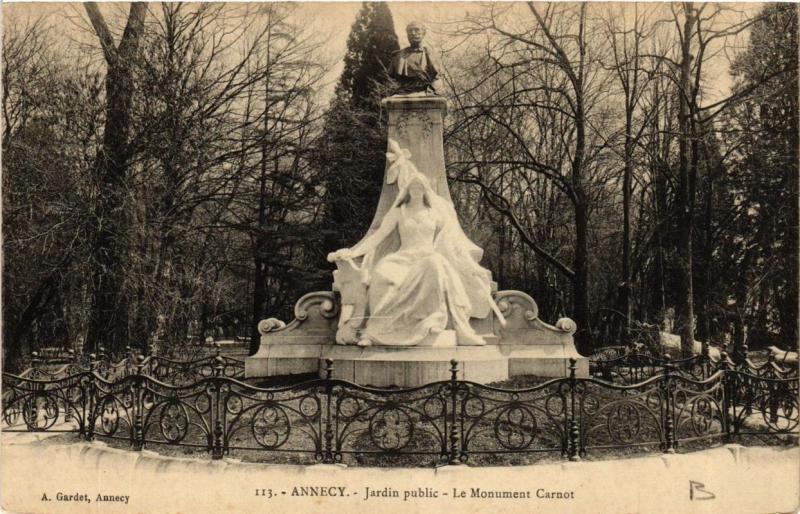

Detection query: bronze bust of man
xmin=388 ymin=22 xmax=442 ymax=95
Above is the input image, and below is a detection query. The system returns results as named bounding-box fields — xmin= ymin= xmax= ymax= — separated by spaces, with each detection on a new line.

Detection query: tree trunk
xmin=675 ymin=3 xmax=697 ymax=358
xmin=572 ymin=64 xmax=591 ymax=355
xmin=3 ymin=263 xmax=65 ymax=370
xmin=781 ymin=85 xmax=800 ymax=349
xmin=732 ymin=249 xmax=753 ymax=357
xmin=695 ymin=160 xmax=714 ymax=344
xmin=573 ymin=202 xmax=591 ymax=355
xmin=83 ymin=2 xmax=147 ymax=356
xmin=650 ymin=83 xmax=670 ymax=326
xmin=621 ymin=113 xmax=633 ymax=345
xmin=251 ymin=61 xmax=272 ymax=357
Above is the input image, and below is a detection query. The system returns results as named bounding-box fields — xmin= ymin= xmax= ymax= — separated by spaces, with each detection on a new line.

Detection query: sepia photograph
xmin=1 ymin=1 xmax=798 ymax=513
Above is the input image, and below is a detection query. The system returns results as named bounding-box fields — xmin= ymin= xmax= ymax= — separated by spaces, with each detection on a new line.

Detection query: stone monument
xmin=246 ymin=23 xmax=587 ymax=386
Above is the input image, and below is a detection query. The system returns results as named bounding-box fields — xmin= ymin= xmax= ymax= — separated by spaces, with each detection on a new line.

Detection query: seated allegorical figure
xmin=327 ymin=142 xmax=505 ymax=347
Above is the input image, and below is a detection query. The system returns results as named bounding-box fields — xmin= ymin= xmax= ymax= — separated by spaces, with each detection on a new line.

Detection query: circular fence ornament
xmin=606 ymin=403 xmax=643 ymax=444
xmin=143 ymin=392 xmax=155 ymax=411
xmin=195 ymin=394 xmax=211 ymax=414
xmin=494 ymin=404 xmax=537 ymax=450
xmin=100 ymin=397 xmax=120 ymax=435
xmin=369 ymin=406 xmax=414 ymax=451
xmin=66 ymin=385 xmax=84 ymax=406
xmin=23 ymin=394 xmax=60 ymax=431
xmin=225 ymin=394 xmax=243 ymax=415
xmin=689 ymin=396 xmax=718 ymax=436
xmin=545 ymin=395 xmax=565 ymax=417
xmin=2 ymin=391 xmax=20 ymax=426
xmin=582 ymin=394 xmax=601 ymax=416
xmin=298 ymin=395 xmax=320 ymax=418
xmin=252 ymin=404 xmax=291 ymax=449
xmin=763 ymin=393 xmax=799 ymax=432
xmin=120 ymin=389 xmax=134 ymax=409
xmin=645 ymin=391 xmax=662 ymax=410
xmin=159 ymin=401 xmax=189 ymax=443
xmin=422 ymin=397 xmax=445 ymax=420
xmin=463 ymin=396 xmax=485 ymax=418
xmin=336 ymin=396 xmax=361 ymax=420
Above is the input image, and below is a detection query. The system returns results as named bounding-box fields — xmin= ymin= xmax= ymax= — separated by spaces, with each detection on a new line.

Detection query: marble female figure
xmin=328 ymin=157 xmax=504 ymax=346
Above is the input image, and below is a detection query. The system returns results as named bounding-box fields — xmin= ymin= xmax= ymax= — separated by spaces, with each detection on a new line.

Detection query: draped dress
xmin=360 ymin=204 xmax=476 ymax=346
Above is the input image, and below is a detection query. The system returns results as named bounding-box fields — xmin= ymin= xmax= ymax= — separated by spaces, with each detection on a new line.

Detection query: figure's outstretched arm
xmin=328 ymin=209 xmax=399 ymax=262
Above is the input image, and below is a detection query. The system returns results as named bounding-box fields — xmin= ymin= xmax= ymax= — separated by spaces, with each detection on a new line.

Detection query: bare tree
xmin=446 ymin=3 xmax=616 ymax=352
xmin=602 ymin=4 xmax=660 ymax=344
xmin=122 ymin=4 xmax=329 ymax=351
xmin=656 ymin=3 xmax=772 ymax=355
xmin=2 ymin=13 xmax=102 ymax=367
xmin=83 ymin=2 xmax=147 ymax=353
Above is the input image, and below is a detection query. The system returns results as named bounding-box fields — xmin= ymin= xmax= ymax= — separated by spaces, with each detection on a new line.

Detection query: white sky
xmin=291 ymin=2 xmax=763 ymax=105
xmin=3 ymin=2 xmax=766 ymax=106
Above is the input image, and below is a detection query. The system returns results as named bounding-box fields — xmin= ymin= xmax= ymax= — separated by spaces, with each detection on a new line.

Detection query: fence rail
xmin=589 ymin=346 xmax=797 ymax=385
xmin=16 ymin=345 xmax=245 ymax=385
xmin=2 ymin=356 xmax=796 ymax=467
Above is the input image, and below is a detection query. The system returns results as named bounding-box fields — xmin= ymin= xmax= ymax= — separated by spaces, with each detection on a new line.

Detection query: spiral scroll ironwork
xmin=1 ymin=358 xmax=797 ymax=466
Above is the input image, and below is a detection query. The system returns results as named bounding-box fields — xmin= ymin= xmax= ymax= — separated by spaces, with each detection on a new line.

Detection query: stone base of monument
xmin=321 ymin=345 xmax=508 ymax=386
xmin=245 ymin=290 xmax=589 ymax=387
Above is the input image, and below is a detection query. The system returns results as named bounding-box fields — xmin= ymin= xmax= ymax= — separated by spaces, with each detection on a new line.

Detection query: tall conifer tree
xmin=728 ymin=4 xmax=799 ymax=348
xmin=316 ymin=3 xmax=399 ymax=262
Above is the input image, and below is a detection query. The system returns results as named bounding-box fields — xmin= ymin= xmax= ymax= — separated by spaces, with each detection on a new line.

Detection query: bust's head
xmin=406 ymin=22 xmax=426 ymax=48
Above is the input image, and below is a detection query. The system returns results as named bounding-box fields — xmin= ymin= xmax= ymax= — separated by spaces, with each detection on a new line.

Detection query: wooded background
xmin=3 ymin=2 xmax=797 ymax=368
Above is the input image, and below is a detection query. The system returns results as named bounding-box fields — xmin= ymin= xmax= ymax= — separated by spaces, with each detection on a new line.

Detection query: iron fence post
xmin=323 ymin=358 xmax=334 ymax=464
xmin=211 ymin=355 xmax=225 ymax=459
xmin=568 ymin=358 xmax=581 ymax=461
xmin=735 ymin=344 xmax=749 ymax=375
xmin=701 ymin=340 xmax=710 ymax=379
xmin=132 ymin=356 xmax=145 ymax=451
xmin=737 ymin=345 xmax=754 ymax=416
xmin=630 ymin=346 xmax=639 ymax=383
xmin=25 ymin=373 xmax=43 ymax=431
xmin=448 ymin=359 xmax=460 ymax=465
xmin=98 ymin=346 xmax=109 ymax=380
xmin=768 ymin=380 xmax=781 ymax=426
xmin=85 ymin=373 xmax=97 ymax=441
xmin=24 ymin=351 xmax=41 ymax=430
xmin=662 ymin=355 xmax=676 ymax=453
xmin=718 ymin=353 xmax=732 ymax=443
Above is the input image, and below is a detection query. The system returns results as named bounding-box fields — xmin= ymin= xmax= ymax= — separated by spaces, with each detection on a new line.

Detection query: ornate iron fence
xmin=589 ymin=346 xmax=797 ymax=385
xmin=2 ymin=357 xmax=796 ymax=467
xmin=13 ymin=345 xmax=245 ymax=385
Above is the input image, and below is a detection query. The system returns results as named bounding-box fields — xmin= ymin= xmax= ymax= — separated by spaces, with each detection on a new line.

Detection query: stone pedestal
xmin=324 ymin=346 xmax=508 ymax=387
xmin=245 ymin=289 xmax=589 ymax=386
xmin=246 ymin=95 xmax=589 ymax=386
xmin=366 ymin=96 xmax=452 ymax=235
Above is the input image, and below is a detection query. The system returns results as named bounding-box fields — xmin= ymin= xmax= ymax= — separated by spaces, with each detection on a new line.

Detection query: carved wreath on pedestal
xmin=395 ymin=111 xmax=434 ymax=139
